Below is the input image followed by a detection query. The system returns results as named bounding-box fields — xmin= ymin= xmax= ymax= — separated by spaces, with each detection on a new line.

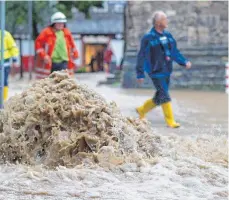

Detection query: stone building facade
xmin=122 ymin=1 xmax=228 ymax=90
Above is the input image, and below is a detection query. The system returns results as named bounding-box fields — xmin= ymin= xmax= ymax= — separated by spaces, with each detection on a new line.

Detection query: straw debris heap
xmin=0 ymin=71 xmax=161 ymax=168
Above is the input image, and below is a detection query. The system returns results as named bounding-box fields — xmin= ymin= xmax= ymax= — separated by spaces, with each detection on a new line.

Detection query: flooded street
xmin=1 ymin=72 xmax=227 ymax=200
xmin=76 ymin=73 xmax=228 ymax=136
xmin=9 ymin=72 xmax=228 ymax=136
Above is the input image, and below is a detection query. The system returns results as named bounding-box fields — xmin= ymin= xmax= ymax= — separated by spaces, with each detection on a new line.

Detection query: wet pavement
xmin=75 ymin=73 xmax=228 ymax=136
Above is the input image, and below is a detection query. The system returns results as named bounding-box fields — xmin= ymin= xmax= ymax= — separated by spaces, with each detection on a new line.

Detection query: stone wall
xmin=122 ymin=1 xmax=228 ymax=90
xmin=126 ymin=1 xmax=228 ymax=48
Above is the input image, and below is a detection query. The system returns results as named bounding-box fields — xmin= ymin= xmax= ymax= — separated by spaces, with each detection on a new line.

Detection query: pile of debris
xmin=0 ymin=71 xmax=161 ymax=168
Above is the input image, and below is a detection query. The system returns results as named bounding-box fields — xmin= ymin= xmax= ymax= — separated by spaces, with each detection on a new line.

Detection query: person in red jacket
xmin=35 ymin=12 xmax=78 ymax=78
xmin=103 ymin=45 xmax=113 ymax=73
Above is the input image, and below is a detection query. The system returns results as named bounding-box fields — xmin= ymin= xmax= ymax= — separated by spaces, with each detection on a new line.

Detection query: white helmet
xmin=51 ymin=12 xmax=67 ymax=24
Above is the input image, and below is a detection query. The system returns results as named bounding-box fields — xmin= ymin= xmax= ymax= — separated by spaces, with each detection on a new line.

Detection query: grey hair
xmin=152 ymin=11 xmax=167 ymax=25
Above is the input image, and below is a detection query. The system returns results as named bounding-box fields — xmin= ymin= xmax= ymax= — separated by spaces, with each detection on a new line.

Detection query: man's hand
xmin=137 ymin=78 xmax=144 ymax=84
xmin=186 ymin=61 xmax=192 ymax=69
xmin=44 ymin=55 xmax=51 ymax=64
xmin=12 ymin=62 xmax=19 ymax=69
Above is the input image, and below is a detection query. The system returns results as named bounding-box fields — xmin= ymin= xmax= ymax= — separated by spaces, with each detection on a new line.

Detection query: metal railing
xmin=0 ymin=0 xmax=5 ymax=109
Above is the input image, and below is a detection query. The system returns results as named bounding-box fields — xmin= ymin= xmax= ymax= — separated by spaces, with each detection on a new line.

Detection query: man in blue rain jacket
xmin=136 ymin=11 xmax=192 ymax=128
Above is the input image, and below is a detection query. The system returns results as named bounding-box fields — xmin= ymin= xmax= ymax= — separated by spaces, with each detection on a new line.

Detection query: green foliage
xmin=71 ymin=1 xmax=103 ymax=17
xmin=55 ymin=1 xmax=103 ymax=18
xmin=6 ymin=1 xmax=51 ymax=38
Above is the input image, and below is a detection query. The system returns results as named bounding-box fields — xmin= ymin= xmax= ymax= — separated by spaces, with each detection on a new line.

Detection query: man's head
xmin=152 ymin=11 xmax=168 ymax=30
xmin=51 ymin=12 xmax=67 ymax=31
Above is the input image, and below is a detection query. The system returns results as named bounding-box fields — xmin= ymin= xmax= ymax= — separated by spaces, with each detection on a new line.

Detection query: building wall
xmin=110 ymin=39 xmax=124 ymax=66
xmin=125 ymin=1 xmax=228 ymax=49
xmin=75 ymin=39 xmax=83 ymax=66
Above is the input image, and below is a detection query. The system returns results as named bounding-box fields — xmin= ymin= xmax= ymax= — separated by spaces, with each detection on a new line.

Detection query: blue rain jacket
xmin=136 ymin=28 xmax=188 ymax=79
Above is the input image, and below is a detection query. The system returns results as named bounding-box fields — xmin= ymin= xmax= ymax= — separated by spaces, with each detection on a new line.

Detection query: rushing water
xmin=0 ymin=73 xmax=227 ymax=200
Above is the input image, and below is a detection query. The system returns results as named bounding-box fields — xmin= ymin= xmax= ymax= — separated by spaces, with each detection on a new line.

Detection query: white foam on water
xmin=0 ymin=140 xmax=227 ymax=200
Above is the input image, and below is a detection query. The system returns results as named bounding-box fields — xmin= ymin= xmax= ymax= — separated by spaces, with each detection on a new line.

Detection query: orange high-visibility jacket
xmin=35 ymin=27 xmax=79 ymax=78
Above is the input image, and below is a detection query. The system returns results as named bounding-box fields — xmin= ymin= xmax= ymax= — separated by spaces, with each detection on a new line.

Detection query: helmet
xmin=51 ymin=12 xmax=67 ymax=24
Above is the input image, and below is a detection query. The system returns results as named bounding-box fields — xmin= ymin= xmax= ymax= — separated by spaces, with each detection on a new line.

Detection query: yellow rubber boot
xmin=136 ymin=99 xmax=157 ymax=119
xmin=161 ymin=102 xmax=180 ymax=128
xmin=3 ymin=86 xmax=9 ymax=101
